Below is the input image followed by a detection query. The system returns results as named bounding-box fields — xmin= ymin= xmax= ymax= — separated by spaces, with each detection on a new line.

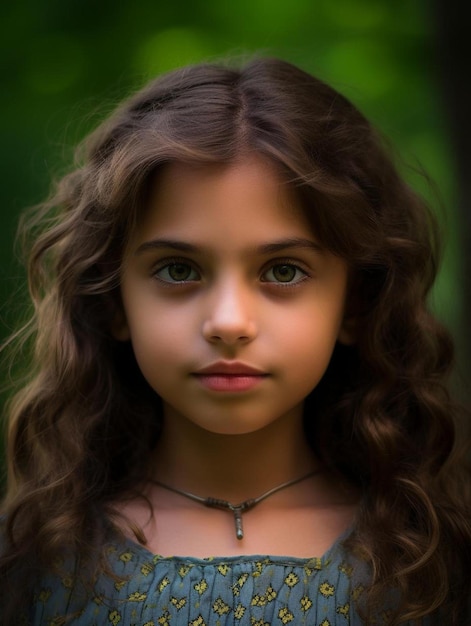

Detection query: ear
xmin=110 ymin=307 xmax=131 ymax=341
xmin=338 ymin=316 xmax=357 ymax=346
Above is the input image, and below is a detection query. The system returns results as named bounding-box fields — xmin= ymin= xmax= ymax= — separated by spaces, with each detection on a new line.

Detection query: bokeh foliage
xmin=0 ymin=1 xmax=463 ymax=413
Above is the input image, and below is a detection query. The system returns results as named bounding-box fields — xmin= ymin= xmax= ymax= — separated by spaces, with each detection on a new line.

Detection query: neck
xmin=149 ymin=404 xmax=319 ymax=503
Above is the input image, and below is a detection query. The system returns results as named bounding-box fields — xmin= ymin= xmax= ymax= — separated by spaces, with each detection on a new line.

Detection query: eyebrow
xmin=134 ymin=237 xmax=324 ymax=256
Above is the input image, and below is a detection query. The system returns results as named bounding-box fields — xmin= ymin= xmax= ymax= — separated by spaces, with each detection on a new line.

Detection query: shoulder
xmin=29 ymin=539 xmax=156 ymax=625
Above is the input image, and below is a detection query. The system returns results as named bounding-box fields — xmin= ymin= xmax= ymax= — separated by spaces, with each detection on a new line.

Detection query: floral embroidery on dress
xmin=319 ymin=580 xmax=335 ymax=597
xmin=28 ymin=530 xmax=416 ymax=625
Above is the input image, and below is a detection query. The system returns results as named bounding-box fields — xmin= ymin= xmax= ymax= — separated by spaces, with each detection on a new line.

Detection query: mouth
xmin=192 ymin=361 xmax=269 ymax=392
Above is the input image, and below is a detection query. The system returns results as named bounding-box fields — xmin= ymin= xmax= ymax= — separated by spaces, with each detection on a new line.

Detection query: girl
xmin=1 ymin=57 xmax=469 ymax=625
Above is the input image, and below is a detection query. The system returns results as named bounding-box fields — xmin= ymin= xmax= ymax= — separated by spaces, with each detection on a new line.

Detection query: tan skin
xmin=113 ymin=155 xmax=360 ymax=558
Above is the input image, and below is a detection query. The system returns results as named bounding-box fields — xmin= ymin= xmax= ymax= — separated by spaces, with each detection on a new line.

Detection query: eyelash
xmin=152 ymin=258 xmax=201 ymax=286
xmin=260 ymin=261 xmax=309 ymax=286
xmin=152 ymin=258 xmax=310 ymax=287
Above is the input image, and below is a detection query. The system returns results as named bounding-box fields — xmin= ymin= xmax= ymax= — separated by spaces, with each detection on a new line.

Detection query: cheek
xmin=132 ymin=310 xmax=188 ymax=356
xmin=125 ymin=301 xmax=199 ymax=389
xmin=277 ymin=307 xmax=343 ymax=373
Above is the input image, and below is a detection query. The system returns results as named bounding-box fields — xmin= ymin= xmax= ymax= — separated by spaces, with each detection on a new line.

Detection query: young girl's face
xmin=115 ymin=155 xmax=351 ymax=436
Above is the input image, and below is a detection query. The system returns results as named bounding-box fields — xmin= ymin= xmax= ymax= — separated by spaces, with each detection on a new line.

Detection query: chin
xmin=194 ymin=418 xmax=278 ymax=437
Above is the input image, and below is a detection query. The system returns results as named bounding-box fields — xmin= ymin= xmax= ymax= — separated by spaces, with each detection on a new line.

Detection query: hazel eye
xmin=155 ymin=262 xmax=199 ymax=283
xmin=262 ymin=264 xmax=306 ymax=284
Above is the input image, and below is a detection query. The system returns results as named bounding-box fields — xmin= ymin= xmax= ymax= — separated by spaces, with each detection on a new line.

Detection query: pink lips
xmin=192 ymin=361 xmax=268 ymax=392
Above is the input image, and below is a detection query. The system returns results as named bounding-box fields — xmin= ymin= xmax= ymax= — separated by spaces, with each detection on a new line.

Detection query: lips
xmin=192 ymin=361 xmax=268 ymax=392
xmin=194 ymin=361 xmax=267 ymax=376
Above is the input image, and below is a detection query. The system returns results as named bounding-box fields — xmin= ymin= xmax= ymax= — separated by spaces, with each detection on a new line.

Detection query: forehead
xmin=131 ymin=156 xmax=315 ymax=248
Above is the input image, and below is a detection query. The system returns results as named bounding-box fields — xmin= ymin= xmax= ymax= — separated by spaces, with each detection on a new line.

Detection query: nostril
xmin=202 ymin=319 xmax=257 ymax=345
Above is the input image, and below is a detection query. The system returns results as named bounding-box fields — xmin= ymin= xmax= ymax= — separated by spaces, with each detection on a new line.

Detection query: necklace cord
xmin=153 ymin=470 xmax=319 ymax=540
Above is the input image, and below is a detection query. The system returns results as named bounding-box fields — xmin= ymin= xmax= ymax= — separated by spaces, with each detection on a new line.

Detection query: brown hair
xmin=1 ymin=57 xmax=470 ymax=624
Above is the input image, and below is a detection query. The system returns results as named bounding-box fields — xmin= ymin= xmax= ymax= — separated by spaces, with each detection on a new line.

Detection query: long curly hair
xmin=1 ymin=57 xmax=469 ymax=624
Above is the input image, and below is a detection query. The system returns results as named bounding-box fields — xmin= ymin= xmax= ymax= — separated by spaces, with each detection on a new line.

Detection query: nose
xmin=202 ymin=279 xmax=257 ymax=346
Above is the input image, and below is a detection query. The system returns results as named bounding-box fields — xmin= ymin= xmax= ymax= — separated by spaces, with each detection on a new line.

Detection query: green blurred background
xmin=0 ymin=0 xmax=469 ymax=436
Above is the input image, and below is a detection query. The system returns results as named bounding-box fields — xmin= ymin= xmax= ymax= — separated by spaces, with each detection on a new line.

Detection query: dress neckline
xmin=117 ymin=525 xmax=354 ymax=566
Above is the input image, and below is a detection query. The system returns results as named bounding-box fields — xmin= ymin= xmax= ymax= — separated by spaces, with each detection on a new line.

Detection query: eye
xmin=262 ymin=263 xmax=307 ymax=284
xmin=154 ymin=262 xmax=199 ymax=283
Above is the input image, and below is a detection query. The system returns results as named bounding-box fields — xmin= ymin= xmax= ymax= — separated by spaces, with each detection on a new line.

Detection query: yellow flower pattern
xmin=265 ymin=586 xmax=276 ymax=602
xmin=157 ymin=610 xmax=170 ymax=626
xmin=213 ymin=597 xmax=231 ymax=615
xmin=27 ymin=531 xmax=399 ymax=625
xmin=38 ymin=588 xmax=52 ymax=603
xmin=250 ymin=585 xmax=277 ymax=607
xmin=284 ymin=572 xmax=299 ymax=587
xmin=195 ymin=578 xmax=208 ymax=595
xmin=338 ymin=562 xmax=353 ymax=578
xmin=352 ymin=583 xmax=365 ymax=601
xmin=170 ymin=596 xmax=187 ymax=610
xmin=217 ymin=563 xmax=229 ymax=576
xmin=319 ymin=581 xmax=335 ymax=597
xmin=108 ymin=610 xmax=121 ymax=625
xmin=119 ymin=551 xmax=133 ymax=563
xmin=178 ymin=564 xmax=191 ymax=578
xmin=128 ymin=591 xmax=147 ymax=601
xmin=278 ymin=607 xmax=294 ymax=623
xmin=141 ymin=562 xmax=154 ymax=577
xmin=61 ymin=575 xmax=74 ymax=589
xmin=336 ymin=602 xmax=350 ymax=617
xmin=231 ymin=572 xmax=249 ymax=596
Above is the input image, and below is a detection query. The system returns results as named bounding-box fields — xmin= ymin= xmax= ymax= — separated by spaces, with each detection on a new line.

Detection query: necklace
xmin=154 ymin=470 xmax=318 ymax=540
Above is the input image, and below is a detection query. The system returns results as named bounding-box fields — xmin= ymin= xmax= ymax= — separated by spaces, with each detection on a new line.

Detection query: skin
xmin=114 ymin=155 xmax=358 ymax=556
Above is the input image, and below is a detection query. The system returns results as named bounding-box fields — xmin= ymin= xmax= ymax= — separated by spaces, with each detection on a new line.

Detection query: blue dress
xmin=28 ymin=530 xmax=407 ymax=625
